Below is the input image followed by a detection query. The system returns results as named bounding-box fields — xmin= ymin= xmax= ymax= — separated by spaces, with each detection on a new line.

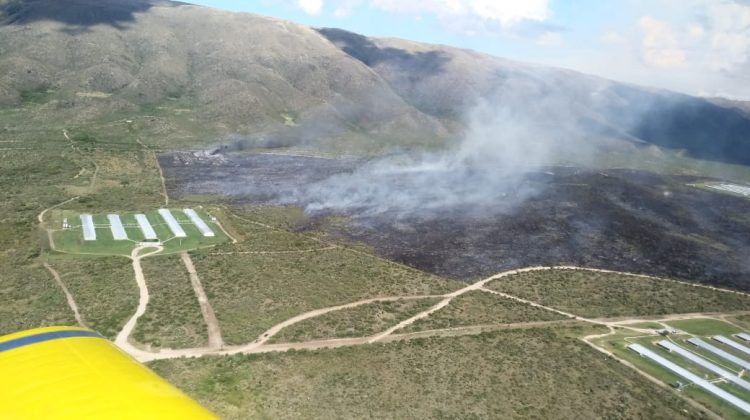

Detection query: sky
xmin=186 ymin=0 xmax=750 ymax=99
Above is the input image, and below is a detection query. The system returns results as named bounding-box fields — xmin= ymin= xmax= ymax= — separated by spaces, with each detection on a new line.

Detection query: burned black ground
xmin=161 ymin=152 xmax=750 ymax=290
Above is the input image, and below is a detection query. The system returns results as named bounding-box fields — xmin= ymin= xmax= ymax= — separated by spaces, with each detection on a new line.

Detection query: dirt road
xmin=181 ymin=251 xmax=224 ymax=348
xmin=37 ymin=196 xmax=80 ymax=224
xmin=112 ymin=264 xmax=749 ymax=363
xmin=114 ymin=245 xmax=163 ymax=352
xmin=135 ymin=137 xmax=169 ymax=206
xmin=43 ymin=262 xmax=86 ymax=327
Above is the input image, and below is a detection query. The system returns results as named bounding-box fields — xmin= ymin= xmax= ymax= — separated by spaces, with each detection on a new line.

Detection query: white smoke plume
xmin=286 ymin=82 xmax=595 ymax=218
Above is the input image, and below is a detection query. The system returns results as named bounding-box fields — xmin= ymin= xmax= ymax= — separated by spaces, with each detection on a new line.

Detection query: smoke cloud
xmin=280 ymin=82 xmax=596 ymax=218
xmin=202 ymin=64 xmax=750 ymax=221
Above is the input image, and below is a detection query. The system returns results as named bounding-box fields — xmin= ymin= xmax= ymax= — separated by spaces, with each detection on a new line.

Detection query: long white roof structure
xmin=658 ymin=340 xmax=750 ymax=392
xmin=158 ymin=209 xmax=187 ymax=238
xmin=107 ymin=214 xmax=128 ymax=241
xmin=135 ymin=214 xmax=158 ymax=240
xmin=80 ymin=214 xmax=96 ymax=241
xmin=708 ymin=183 xmax=750 ymax=197
xmin=688 ymin=337 xmax=750 ymax=371
xmin=736 ymin=333 xmax=750 ymax=342
xmin=628 ymin=344 xmax=750 ymax=414
xmin=714 ymin=336 xmax=750 ymax=357
xmin=183 ymin=209 xmax=214 ymax=237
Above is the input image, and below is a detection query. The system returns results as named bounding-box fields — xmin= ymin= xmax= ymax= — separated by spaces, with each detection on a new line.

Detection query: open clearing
xmin=47 ymin=207 xmax=228 ymax=255
xmin=36 ymin=203 xmax=750 ymax=419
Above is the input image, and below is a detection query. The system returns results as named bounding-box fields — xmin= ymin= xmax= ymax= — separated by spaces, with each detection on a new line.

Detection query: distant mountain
xmin=1 ymin=0 xmax=748 ymax=164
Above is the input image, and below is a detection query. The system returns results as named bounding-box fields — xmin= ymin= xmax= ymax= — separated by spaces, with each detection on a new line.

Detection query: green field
xmin=48 ymin=207 xmax=229 ymax=256
xmin=666 ymin=318 xmax=747 ymax=336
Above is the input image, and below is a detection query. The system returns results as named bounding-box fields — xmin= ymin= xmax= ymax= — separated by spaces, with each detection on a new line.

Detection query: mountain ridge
xmin=1 ymin=0 xmax=749 ymax=164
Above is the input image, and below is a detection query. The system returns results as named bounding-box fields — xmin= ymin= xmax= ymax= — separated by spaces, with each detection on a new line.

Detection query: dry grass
xmin=132 ymin=254 xmax=207 ymax=349
xmin=728 ymin=314 xmax=750 ymax=330
xmin=269 ymin=297 xmax=442 ymax=343
xmin=150 ymin=326 xmax=706 ymax=420
xmin=0 ymin=261 xmax=76 ymax=335
xmin=46 ymin=254 xmax=136 ymax=339
xmin=488 ymin=269 xmax=750 ymax=318
xmin=401 ymin=290 xmax=567 ymax=333
xmin=192 ymin=247 xmax=462 ymax=345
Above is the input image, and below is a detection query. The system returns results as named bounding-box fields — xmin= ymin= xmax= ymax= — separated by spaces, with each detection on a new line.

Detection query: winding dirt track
xmin=37 ymin=196 xmax=80 ymax=224
xmin=110 ymin=264 xmax=750 ymax=362
xmin=180 ymin=251 xmax=224 ymax=348
xmin=43 ymin=262 xmax=86 ymax=327
xmin=63 ymin=129 xmax=99 ymax=192
xmin=104 ymin=257 xmax=739 ymax=418
xmin=368 ymin=266 xmax=565 ymax=343
xmin=114 ymin=245 xmax=163 ymax=351
xmin=135 ymin=137 xmax=169 ymax=206
xmin=208 ymin=246 xmax=337 ymax=256
xmin=38 ymin=196 xmax=81 ymax=251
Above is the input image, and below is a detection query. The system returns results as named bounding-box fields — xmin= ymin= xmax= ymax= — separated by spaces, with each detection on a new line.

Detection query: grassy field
xmin=488 ymin=269 xmax=750 ymax=318
xmin=268 ymin=298 xmax=442 ymax=343
xmin=132 ymin=254 xmax=207 ymax=349
xmin=592 ymin=319 xmax=750 ymax=420
xmin=666 ymin=318 xmax=747 ymax=336
xmin=192 ymin=248 xmax=462 ymax=345
xmin=45 ymin=253 xmax=137 ymax=339
xmin=150 ymin=326 xmax=707 ymax=419
xmin=48 ymin=208 xmax=228 ymax=256
xmin=401 ymin=291 xmax=568 ymax=333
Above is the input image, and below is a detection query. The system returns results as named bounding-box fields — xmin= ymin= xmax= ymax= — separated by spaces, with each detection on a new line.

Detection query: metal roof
xmin=158 ymin=208 xmax=187 ymax=238
xmin=183 ymin=208 xmax=214 ymax=237
xmin=658 ymin=340 xmax=750 ymax=392
xmin=80 ymin=214 xmax=96 ymax=241
xmin=107 ymin=214 xmax=128 ymax=240
xmin=135 ymin=214 xmax=158 ymax=240
xmin=628 ymin=343 xmax=750 ymax=414
xmin=714 ymin=335 xmax=750 ymax=357
xmin=688 ymin=337 xmax=750 ymax=371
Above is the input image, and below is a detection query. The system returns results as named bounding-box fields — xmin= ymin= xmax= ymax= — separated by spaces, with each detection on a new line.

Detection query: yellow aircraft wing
xmin=0 ymin=326 xmax=217 ymax=419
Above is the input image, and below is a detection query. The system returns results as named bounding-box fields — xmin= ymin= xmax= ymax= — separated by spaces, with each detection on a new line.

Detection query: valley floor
xmin=39 ymin=197 xmax=750 ymax=418
xmin=4 ymin=108 xmax=750 ymax=418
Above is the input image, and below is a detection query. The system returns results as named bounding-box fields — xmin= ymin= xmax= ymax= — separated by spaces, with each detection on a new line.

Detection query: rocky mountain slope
xmin=1 ymin=0 xmax=748 ymax=163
